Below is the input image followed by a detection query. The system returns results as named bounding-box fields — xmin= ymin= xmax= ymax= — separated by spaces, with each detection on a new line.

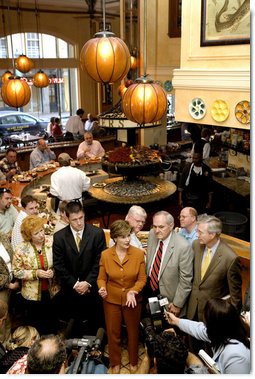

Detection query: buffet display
xmin=102 ymin=145 xmax=162 ymax=177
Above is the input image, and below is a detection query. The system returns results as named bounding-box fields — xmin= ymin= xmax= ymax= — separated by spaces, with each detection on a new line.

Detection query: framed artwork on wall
xmin=200 ymin=0 xmax=250 ymax=46
xmin=168 ymin=0 xmax=182 ymax=38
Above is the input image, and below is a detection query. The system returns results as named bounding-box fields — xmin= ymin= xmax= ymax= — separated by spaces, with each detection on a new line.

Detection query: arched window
xmin=0 ymin=33 xmax=77 ymax=123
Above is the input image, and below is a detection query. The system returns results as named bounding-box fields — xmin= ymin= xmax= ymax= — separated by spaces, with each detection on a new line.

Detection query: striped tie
xmin=76 ymin=232 xmax=81 ymax=252
xmin=150 ymin=240 xmax=163 ymax=291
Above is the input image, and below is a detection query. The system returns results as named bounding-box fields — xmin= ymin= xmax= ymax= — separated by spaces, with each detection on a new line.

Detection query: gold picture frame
xmin=201 ymin=0 xmax=250 ymax=46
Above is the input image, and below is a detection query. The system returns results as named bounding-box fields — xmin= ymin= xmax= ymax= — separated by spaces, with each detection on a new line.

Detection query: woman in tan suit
xmin=97 ymin=220 xmax=146 ymax=374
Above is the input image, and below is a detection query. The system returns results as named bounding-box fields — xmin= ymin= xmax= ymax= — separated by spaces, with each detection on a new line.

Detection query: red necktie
xmin=150 ymin=240 xmax=163 ymax=291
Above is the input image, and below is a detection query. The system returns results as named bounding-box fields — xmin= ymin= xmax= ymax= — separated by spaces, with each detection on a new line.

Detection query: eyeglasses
xmin=0 ymin=188 xmax=11 ymax=194
xmin=132 ymin=217 xmax=145 ymax=224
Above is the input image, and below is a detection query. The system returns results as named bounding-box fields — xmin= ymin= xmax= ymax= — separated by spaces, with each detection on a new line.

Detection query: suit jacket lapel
xmin=159 ymin=234 xmax=175 ymax=279
xmin=200 ymin=242 xmax=222 ymax=282
xmin=66 ymin=226 xmax=78 ymax=253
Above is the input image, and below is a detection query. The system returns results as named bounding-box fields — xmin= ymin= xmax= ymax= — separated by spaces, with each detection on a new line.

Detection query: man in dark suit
xmin=145 ymin=211 xmax=194 ymax=317
xmin=53 ymin=201 xmax=106 ymax=336
xmin=187 ymin=214 xmax=242 ymax=352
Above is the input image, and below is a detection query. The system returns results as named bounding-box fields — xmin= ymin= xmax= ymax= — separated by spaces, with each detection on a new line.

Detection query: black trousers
xmin=22 ymin=291 xmax=58 ymax=335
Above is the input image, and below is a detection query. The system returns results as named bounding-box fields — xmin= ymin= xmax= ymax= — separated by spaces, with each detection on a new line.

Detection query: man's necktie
xmin=76 ymin=232 xmax=81 ymax=252
xmin=150 ymin=240 xmax=163 ymax=291
xmin=201 ymin=248 xmax=211 ymax=279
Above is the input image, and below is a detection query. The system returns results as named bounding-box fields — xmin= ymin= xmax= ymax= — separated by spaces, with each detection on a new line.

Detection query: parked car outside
xmin=0 ymin=111 xmax=48 ymax=146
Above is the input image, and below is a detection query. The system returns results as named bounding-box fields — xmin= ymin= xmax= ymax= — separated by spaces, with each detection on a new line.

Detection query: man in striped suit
xmin=145 ymin=211 xmax=194 ymax=317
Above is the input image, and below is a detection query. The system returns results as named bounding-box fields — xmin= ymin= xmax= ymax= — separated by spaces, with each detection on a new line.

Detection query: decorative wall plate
xmin=188 ymin=98 xmax=206 ymax=119
xmin=235 ymin=100 xmax=250 ymax=124
xmin=164 ymin=80 xmax=173 ymax=92
xmin=211 ymin=100 xmax=229 ymax=122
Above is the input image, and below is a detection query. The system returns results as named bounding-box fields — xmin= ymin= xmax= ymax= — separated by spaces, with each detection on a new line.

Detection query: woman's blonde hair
xmin=21 ymin=215 xmax=45 ymax=242
xmin=6 ymin=326 xmax=40 ymax=350
xmin=110 ymin=219 xmax=132 ymax=240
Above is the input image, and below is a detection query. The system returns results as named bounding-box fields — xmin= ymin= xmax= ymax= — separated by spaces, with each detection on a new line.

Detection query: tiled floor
xmin=104 ymin=343 xmax=146 ymax=374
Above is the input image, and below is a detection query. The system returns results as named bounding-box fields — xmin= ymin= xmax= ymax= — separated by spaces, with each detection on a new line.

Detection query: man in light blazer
xmin=186 ymin=214 xmax=242 ymax=353
xmin=145 ymin=211 xmax=194 ymax=317
xmin=53 ymin=201 xmax=106 ymax=336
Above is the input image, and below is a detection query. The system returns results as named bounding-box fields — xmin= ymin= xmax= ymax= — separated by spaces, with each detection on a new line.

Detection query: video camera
xmin=140 ymin=295 xmax=169 ymax=359
xmin=65 ymin=328 xmax=107 ymax=374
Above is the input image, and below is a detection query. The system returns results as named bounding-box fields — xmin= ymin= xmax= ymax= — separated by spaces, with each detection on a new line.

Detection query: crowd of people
xmin=0 ymin=119 xmax=250 ymax=374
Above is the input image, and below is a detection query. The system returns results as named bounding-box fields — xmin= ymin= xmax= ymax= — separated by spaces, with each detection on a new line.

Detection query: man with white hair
xmin=145 ymin=211 xmax=194 ymax=317
xmin=109 ymin=205 xmax=147 ymax=249
xmin=186 ymin=214 xmax=242 ymax=353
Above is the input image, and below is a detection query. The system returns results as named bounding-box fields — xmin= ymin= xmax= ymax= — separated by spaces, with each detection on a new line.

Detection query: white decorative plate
xmin=189 ymin=98 xmax=206 ymax=119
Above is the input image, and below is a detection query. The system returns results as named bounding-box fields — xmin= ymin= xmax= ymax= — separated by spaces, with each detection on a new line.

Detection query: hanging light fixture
xmin=1 ymin=76 xmax=31 ymax=107
xmin=15 ymin=1 xmax=34 ymax=74
xmin=1 ymin=70 xmax=12 ymax=83
xmin=80 ymin=0 xmax=130 ymax=84
xmin=0 ymin=5 xmax=13 ymax=82
xmin=32 ymin=0 xmax=49 ymax=88
xmin=0 ymin=2 xmax=31 ymax=108
xmin=122 ymin=1 xmax=167 ymax=125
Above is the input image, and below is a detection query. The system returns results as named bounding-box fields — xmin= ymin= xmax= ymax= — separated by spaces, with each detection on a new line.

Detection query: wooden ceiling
xmin=2 ymin=0 xmax=121 ymax=16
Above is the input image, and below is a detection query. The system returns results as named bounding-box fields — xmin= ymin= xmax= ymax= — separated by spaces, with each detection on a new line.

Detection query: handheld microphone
xmin=93 ymin=328 xmax=105 ymax=350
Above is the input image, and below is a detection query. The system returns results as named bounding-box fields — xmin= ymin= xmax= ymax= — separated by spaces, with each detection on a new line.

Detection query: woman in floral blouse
xmin=12 ymin=215 xmax=59 ymax=335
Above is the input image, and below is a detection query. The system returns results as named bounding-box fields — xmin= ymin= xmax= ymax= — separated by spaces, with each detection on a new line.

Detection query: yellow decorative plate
xmin=211 ymin=100 xmax=229 ymax=122
xmin=235 ymin=100 xmax=250 ymax=124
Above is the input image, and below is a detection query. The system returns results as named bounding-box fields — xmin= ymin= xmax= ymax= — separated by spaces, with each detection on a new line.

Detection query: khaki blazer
xmin=187 ymin=239 xmax=242 ymax=321
xmin=146 ymin=230 xmax=194 ymax=316
xmin=97 ymin=245 xmax=146 ymax=306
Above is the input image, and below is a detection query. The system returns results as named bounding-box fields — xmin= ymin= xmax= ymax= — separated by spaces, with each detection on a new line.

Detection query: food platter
xmin=92 ymin=182 xmax=106 ymax=188
xmin=36 ymin=165 xmax=48 ymax=172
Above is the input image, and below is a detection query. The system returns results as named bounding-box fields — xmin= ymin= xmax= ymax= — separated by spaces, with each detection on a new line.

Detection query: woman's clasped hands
xmin=98 ymin=287 xmax=108 ymax=298
xmin=36 ymin=269 xmax=54 ymax=279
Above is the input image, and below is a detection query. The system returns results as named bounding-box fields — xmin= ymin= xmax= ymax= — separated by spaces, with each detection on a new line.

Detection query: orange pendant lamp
xmin=31 ymin=1 xmax=49 ymax=89
xmin=122 ymin=2 xmax=167 ymax=125
xmin=80 ymin=0 xmax=130 ymax=84
xmin=33 ymin=69 xmax=49 ymax=88
xmin=122 ymin=77 xmax=167 ymax=124
xmin=15 ymin=54 xmax=34 ymax=74
xmin=1 ymin=76 xmax=31 ymax=108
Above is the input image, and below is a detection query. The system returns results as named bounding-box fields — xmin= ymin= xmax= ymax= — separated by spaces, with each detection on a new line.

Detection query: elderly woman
xmin=0 ymin=233 xmax=19 ymax=345
xmin=12 ymin=215 xmax=59 ymax=335
xmin=97 ymin=220 xmax=146 ymax=374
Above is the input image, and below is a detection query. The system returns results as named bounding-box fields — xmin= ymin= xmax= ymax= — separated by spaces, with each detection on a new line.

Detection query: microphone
xmin=93 ymin=328 xmax=105 ymax=350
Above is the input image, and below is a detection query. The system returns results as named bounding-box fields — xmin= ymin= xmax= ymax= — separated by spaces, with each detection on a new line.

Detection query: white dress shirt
xmin=50 ymin=166 xmax=90 ymax=201
xmin=76 ymin=140 xmax=105 ymax=159
xmin=11 ymin=210 xmax=28 ymax=251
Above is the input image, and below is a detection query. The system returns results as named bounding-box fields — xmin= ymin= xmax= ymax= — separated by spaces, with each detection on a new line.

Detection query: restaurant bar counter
xmin=0 ymin=134 xmax=117 ymax=172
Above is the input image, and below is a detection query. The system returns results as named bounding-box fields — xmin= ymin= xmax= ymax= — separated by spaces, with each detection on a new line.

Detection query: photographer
xmin=165 ymin=298 xmax=250 ymax=374
xmin=138 ymin=325 xmax=207 ymax=374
